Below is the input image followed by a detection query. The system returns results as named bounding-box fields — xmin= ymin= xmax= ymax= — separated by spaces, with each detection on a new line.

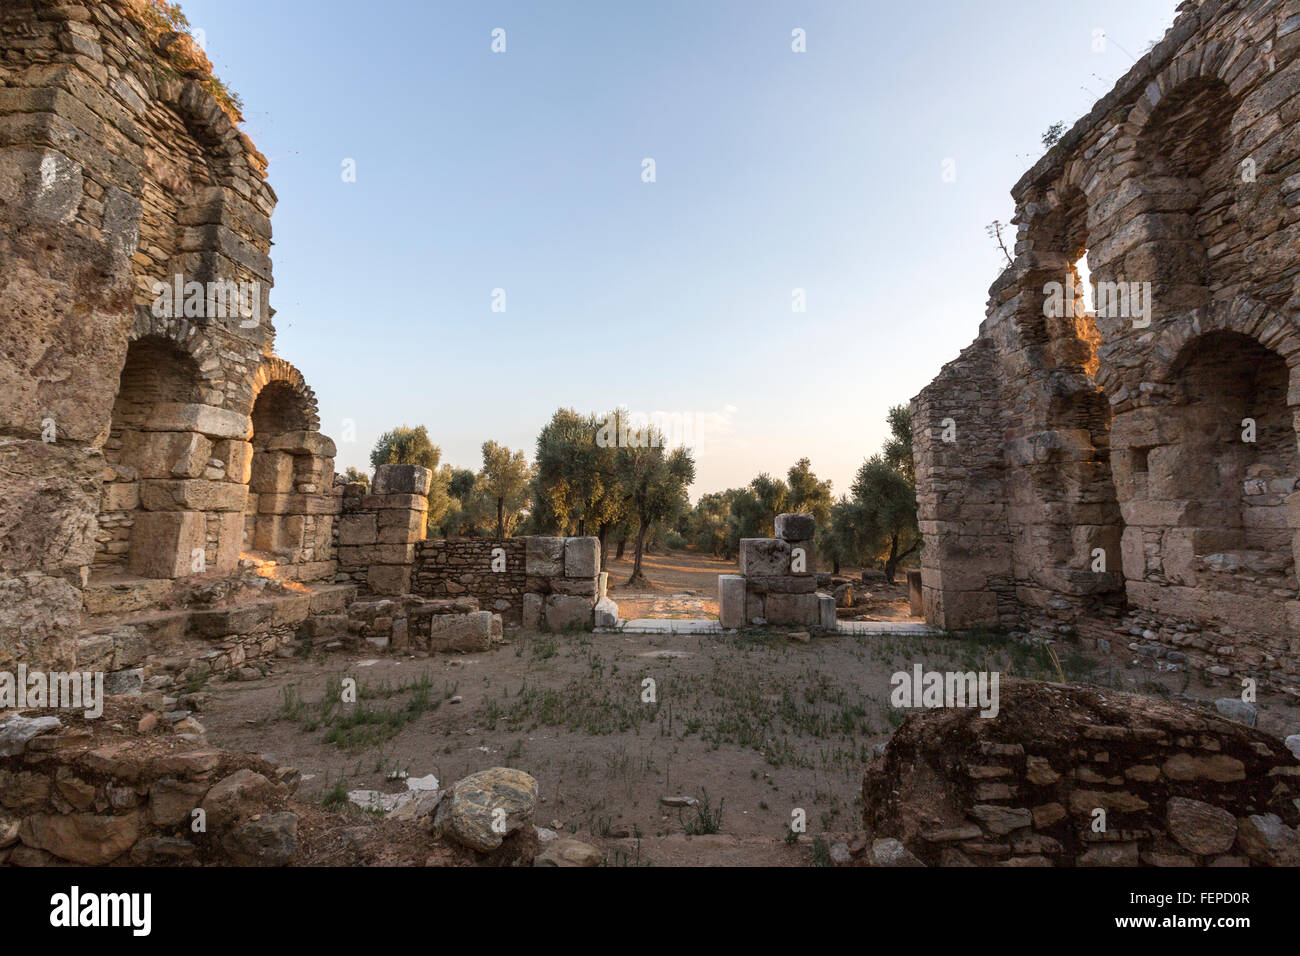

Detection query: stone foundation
xmin=719 ymin=513 xmax=834 ymax=629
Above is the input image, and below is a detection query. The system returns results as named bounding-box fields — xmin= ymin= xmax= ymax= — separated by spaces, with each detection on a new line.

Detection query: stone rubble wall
xmin=719 ymin=513 xmax=835 ymax=629
xmin=911 ymin=0 xmax=1300 ymax=686
xmin=0 ymin=0 xmax=335 ymax=670
xmin=862 ymin=679 xmax=1300 ymax=866
xmin=334 ymin=464 xmax=431 ymax=596
xmin=413 ymin=535 xmax=609 ymax=629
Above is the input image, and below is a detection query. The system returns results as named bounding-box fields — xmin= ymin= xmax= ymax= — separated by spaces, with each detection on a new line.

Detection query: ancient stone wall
xmin=0 ymin=0 xmax=335 ymax=670
xmin=862 ymin=679 xmax=1300 ymax=866
xmin=912 ymin=0 xmax=1300 ymax=687
xmin=335 ymin=464 xmax=431 ymax=595
xmin=414 ymin=535 xmax=609 ymax=631
xmin=718 ymin=512 xmax=835 ymax=629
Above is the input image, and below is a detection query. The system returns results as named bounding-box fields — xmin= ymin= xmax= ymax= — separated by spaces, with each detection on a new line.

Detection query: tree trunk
xmin=616 ymin=537 xmax=626 ymax=559
xmin=628 ymin=516 xmax=649 ymax=585
xmin=577 ymin=517 xmax=585 ymax=536
xmin=883 ymin=533 xmax=900 ymax=583
xmin=832 ymin=554 xmax=840 ymax=575
xmin=597 ymin=522 xmax=609 ymax=571
xmin=496 ymin=498 xmax=504 ymax=539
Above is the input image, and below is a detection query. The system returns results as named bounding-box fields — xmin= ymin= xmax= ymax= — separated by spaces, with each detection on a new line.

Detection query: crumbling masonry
xmin=912 ymin=0 xmax=1300 ymax=688
xmin=0 ymin=0 xmax=338 ymax=673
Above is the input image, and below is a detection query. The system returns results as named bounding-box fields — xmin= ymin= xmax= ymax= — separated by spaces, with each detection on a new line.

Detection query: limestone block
xmin=368 ymin=565 xmax=411 ymax=596
xmin=214 ymin=440 xmax=254 ymax=484
xmin=718 ymin=574 xmax=746 ymax=629
xmin=593 ymin=597 xmax=619 ymax=628
xmin=100 ymin=481 xmax=139 ymax=512
xmin=371 ymin=463 xmax=431 ymax=496
xmin=141 ymin=479 xmax=247 ymax=513
xmin=552 ymin=577 xmax=597 ymax=597
xmin=127 ymin=511 xmax=205 ymax=578
xmin=337 ymin=513 xmax=378 ymax=546
xmin=376 ymin=507 xmax=425 ymax=543
xmin=745 ymin=587 xmax=765 ymax=623
xmin=250 ymin=451 xmax=294 ymax=493
xmin=120 ymin=431 xmax=213 ymax=480
xmin=596 ymin=571 xmax=608 ymax=600
xmin=817 ymin=592 xmax=837 ymax=631
xmin=545 ymin=594 xmax=593 ymax=631
xmin=907 ymin=571 xmax=923 ymax=616
xmin=526 ymin=536 xmax=564 ymax=576
xmin=739 ymin=538 xmax=791 ymax=576
xmin=522 ymin=593 xmax=544 ymax=629
xmin=267 ymin=430 xmax=337 ymax=459
xmin=427 ymin=611 xmax=493 ymax=653
xmin=775 ymin=513 xmax=815 ymax=542
xmin=144 ymin=403 xmax=251 ymax=441
xmin=212 ymin=511 xmax=244 ymax=572
xmin=564 ymin=537 xmax=600 ymax=578
xmin=765 ymin=592 xmax=819 ymax=626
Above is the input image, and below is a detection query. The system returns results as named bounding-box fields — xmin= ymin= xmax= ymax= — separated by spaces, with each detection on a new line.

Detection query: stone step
xmin=82 ymin=575 xmax=176 ymax=616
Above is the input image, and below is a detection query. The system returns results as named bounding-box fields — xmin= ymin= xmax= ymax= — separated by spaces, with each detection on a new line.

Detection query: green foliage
xmin=479 ymin=440 xmax=532 ymax=538
xmin=616 ymin=427 xmax=695 ymax=582
xmin=786 ymin=457 xmax=833 ymax=525
xmin=341 ymin=466 xmax=369 ymax=490
xmin=1042 ymin=120 xmax=1066 ymax=150
xmin=370 ymin=425 xmax=441 ymax=472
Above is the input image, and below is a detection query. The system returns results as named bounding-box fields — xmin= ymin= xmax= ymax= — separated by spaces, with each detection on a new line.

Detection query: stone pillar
xmin=336 ymin=464 xmax=430 ymax=596
xmin=728 ymin=513 xmax=826 ymax=628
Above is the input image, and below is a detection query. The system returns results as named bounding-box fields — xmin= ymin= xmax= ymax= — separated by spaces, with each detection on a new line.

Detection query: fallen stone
xmin=1167 ymin=797 xmax=1237 ymax=856
xmin=0 ymin=715 xmax=62 ymax=756
xmin=534 ymin=837 xmax=603 ymax=867
xmin=434 ymin=767 xmax=538 ymax=852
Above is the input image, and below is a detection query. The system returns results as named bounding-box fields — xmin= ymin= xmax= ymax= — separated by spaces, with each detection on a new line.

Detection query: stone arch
xmin=243 ymin=359 xmax=335 ymax=574
xmin=1110 ymin=318 xmax=1298 ymax=646
xmin=1106 ymin=55 xmax=1245 ymax=324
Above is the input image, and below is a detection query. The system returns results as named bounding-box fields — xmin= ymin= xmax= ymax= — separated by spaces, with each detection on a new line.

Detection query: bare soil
xmin=195 ymin=608 xmax=1298 ymax=866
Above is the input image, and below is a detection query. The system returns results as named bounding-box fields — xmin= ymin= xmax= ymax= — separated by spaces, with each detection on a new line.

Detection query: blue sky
xmin=180 ymin=0 xmax=1180 ymax=499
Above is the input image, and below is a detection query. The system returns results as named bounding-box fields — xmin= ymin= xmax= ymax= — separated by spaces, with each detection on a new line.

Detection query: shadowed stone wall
xmin=913 ymin=0 xmax=1300 ymax=687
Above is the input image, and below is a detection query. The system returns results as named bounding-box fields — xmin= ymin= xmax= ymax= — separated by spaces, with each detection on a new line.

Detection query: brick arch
xmin=247 ymin=358 xmax=320 ymax=432
xmin=1114 ymin=298 xmax=1300 ymax=392
xmin=1113 ymin=39 xmax=1254 ymax=156
xmin=123 ymin=307 xmax=226 ymax=397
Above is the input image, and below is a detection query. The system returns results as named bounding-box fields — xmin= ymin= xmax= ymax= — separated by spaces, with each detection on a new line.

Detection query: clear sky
xmin=179 ymin=0 xmax=1180 ymax=500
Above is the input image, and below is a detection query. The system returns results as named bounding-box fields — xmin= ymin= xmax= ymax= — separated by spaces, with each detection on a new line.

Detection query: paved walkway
xmin=599 ymin=618 xmax=938 ymax=636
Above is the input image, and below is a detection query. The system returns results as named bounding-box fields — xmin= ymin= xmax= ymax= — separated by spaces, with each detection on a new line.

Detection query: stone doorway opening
xmin=95 ymin=335 xmax=206 ymax=579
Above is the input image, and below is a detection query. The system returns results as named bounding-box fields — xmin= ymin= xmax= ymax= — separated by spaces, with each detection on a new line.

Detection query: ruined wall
xmin=863 ymin=680 xmax=1300 ymax=866
xmin=718 ymin=512 xmax=835 ymax=629
xmin=414 ymin=538 xmax=527 ymax=622
xmin=0 ymin=1 xmax=334 ymax=669
xmin=913 ymin=0 xmax=1300 ymax=686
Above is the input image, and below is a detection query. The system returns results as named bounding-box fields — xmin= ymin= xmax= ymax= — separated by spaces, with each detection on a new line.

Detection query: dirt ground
xmin=602 ymin=547 xmax=917 ymax=622
xmin=195 ymin=590 xmax=1300 ymax=865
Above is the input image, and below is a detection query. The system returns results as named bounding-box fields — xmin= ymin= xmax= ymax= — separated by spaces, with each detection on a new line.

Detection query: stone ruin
xmin=912 ymin=0 xmax=1300 ymax=690
xmin=0 ymin=0 xmax=342 ymax=679
xmin=718 ymin=513 xmax=837 ymax=630
xmin=861 ymin=679 xmax=1300 ymax=866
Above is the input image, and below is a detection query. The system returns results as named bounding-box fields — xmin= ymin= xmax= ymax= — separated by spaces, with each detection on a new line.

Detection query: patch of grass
xmin=682 ymin=790 xmax=724 ymax=835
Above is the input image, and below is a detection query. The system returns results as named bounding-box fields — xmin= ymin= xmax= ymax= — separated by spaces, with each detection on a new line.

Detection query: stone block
xmin=817 ymin=592 xmax=837 ymax=631
xmin=215 ymin=440 xmax=254 ymax=484
xmin=775 ymin=513 xmax=815 ymax=541
xmin=908 ymin=570 xmax=923 ymax=616
xmin=368 ymin=565 xmax=411 ymax=596
xmin=596 ymin=571 xmax=608 ymax=600
xmin=127 ymin=511 xmax=205 ymax=578
xmin=593 ymin=597 xmax=619 ymax=628
xmin=545 ymin=594 xmax=593 ymax=631
xmin=564 ymin=537 xmax=600 ymax=577
xmin=212 ymin=511 xmax=244 ymax=572
xmin=371 ymin=463 xmax=431 ymax=496
xmin=744 ymin=574 xmax=816 ymax=594
xmin=522 ymin=593 xmax=544 ymax=629
xmin=100 ymin=481 xmax=139 ymax=512
xmin=249 ymin=451 xmax=294 ymax=493
xmin=140 ymin=479 xmax=247 ymax=513
xmin=120 ymin=431 xmax=213 ymax=479
xmin=765 ymin=592 xmax=819 ymax=626
xmin=337 ymin=513 xmax=377 ymax=546
xmin=266 ymin=430 xmax=337 ymax=458
xmin=526 ymin=536 xmax=564 ymax=576
xmin=739 ymin=538 xmax=791 ymax=576
xmin=552 ymin=577 xmax=597 ymax=596
xmin=718 ymin=574 xmax=746 ymax=629
xmin=144 ymin=403 xmax=251 ymax=441
xmin=427 ymin=611 xmax=493 ymax=653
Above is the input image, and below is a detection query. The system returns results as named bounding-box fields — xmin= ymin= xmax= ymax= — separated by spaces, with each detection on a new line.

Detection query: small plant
xmin=683 ymin=790 xmax=724 ymax=835
xmin=809 ymin=835 xmax=833 ymax=867
xmin=319 ymin=776 xmax=349 ymax=812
